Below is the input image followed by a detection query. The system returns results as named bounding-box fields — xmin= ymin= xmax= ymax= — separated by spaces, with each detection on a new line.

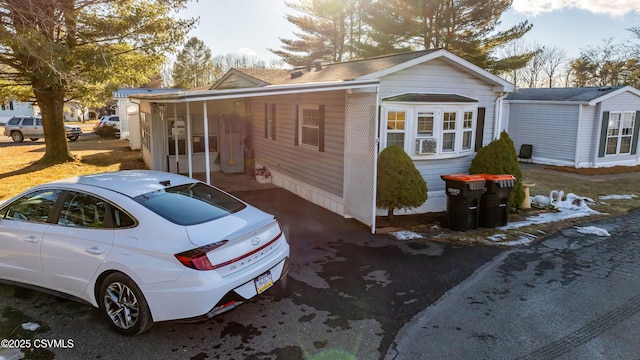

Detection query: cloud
xmin=512 ymin=0 xmax=640 ymax=17
xmin=238 ymin=48 xmax=257 ymax=56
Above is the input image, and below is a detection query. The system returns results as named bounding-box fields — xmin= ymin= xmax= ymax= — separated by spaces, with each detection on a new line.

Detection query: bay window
xmin=383 ymin=105 xmax=478 ymax=157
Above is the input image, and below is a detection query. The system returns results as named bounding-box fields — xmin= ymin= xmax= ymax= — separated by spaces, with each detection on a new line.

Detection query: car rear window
xmin=133 ymin=182 xmax=246 ymax=225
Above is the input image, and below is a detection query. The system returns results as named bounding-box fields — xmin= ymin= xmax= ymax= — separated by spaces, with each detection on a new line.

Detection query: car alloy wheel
xmin=10 ymin=131 xmax=24 ymax=143
xmin=99 ymin=273 xmax=153 ymax=336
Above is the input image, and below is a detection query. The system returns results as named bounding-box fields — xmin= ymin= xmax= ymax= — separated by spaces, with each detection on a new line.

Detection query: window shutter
xmin=598 ymin=111 xmax=610 ymax=158
xmin=319 ymin=105 xmax=325 ymax=152
xmin=294 ymin=105 xmax=299 ymax=146
xmin=631 ymin=111 xmax=640 ymax=155
xmin=271 ymin=104 xmax=277 ymax=140
xmin=264 ymin=103 xmax=269 ymax=138
xmin=475 ymin=107 xmax=486 ymax=152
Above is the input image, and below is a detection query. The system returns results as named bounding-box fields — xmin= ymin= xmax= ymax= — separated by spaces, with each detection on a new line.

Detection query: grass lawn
xmin=0 ymin=129 xmax=145 ymax=201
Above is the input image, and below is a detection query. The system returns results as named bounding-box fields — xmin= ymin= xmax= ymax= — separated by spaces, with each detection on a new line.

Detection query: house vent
xmin=290 ymin=70 xmax=303 ymax=79
xmin=314 ymin=60 xmax=322 ymax=71
xmin=598 ymin=86 xmax=612 ymax=91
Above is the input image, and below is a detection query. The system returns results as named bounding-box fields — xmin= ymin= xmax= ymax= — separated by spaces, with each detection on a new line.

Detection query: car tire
xmin=29 ymin=138 xmax=39 ymax=142
xmin=99 ymin=272 xmax=153 ymax=336
xmin=67 ymin=135 xmax=78 ymax=142
xmin=10 ymin=131 xmax=24 ymax=143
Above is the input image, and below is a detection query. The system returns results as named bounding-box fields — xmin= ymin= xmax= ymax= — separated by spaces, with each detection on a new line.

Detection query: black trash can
xmin=479 ymin=174 xmax=515 ymax=228
xmin=440 ymin=174 xmax=486 ymax=231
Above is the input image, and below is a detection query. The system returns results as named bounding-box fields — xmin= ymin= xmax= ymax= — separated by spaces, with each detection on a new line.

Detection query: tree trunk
xmin=387 ymin=207 xmax=395 ymax=226
xmin=33 ymin=82 xmax=74 ymax=164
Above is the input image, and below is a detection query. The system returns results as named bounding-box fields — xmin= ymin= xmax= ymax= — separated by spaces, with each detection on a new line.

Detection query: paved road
xmin=387 ymin=208 xmax=640 ymax=359
xmin=1 ymin=187 xmax=639 ymax=359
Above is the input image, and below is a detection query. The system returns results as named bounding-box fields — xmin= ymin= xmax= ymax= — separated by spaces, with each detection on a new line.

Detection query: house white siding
xmin=507 ymin=103 xmax=579 ymax=166
xmin=215 ymin=74 xmax=262 ymax=89
xmin=249 ymin=91 xmax=346 ymax=198
xmin=378 ymin=59 xmax=500 ymax=147
xmin=596 ymin=92 xmax=640 ymax=167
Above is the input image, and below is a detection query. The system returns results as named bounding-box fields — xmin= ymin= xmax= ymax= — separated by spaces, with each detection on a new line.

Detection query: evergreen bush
xmin=469 ymin=131 xmax=525 ymax=208
xmin=376 ymin=145 xmax=428 ymax=222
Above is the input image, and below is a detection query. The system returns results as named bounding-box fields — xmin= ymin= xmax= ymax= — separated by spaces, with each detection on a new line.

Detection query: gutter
xmin=494 ymin=92 xmax=508 ymax=139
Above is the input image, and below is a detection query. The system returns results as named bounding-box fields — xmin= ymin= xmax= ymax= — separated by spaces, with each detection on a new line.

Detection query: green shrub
xmin=469 ymin=131 xmax=525 ymax=208
xmin=376 ymin=145 xmax=428 ymax=221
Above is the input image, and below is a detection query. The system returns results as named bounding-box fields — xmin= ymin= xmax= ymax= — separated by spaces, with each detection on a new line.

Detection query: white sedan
xmin=0 ymin=170 xmax=290 ymax=335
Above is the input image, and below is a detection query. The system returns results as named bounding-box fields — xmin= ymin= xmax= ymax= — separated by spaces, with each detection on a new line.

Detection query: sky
xmin=176 ymin=0 xmax=640 ymax=62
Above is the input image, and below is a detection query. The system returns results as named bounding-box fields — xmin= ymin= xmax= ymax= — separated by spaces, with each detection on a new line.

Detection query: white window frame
xmin=382 ymin=104 xmax=477 ymax=159
xmin=385 ymin=108 xmax=407 ymax=149
xmin=605 ymin=111 xmax=635 ymax=156
xmin=298 ymin=104 xmax=320 ymax=150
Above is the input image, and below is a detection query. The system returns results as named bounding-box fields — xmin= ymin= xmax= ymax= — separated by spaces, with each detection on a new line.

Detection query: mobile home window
xmin=386 ymin=111 xmax=406 ymax=148
xmin=300 ymin=106 xmax=320 ymax=148
xmin=606 ymin=111 xmax=635 ymax=155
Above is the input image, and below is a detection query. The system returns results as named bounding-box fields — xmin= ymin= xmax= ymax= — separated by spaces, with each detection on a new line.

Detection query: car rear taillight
xmin=174 ymin=240 xmax=228 ymax=270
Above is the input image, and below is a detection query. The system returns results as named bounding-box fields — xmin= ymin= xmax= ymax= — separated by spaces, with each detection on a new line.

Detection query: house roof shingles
xmin=506 ymin=86 xmax=623 ymax=102
xmin=234 ymin=49 xmax=441 ymax=85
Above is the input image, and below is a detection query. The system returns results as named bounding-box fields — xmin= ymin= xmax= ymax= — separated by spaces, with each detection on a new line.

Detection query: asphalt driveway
xmin=0 ymin=187 xmax=503 ymax=359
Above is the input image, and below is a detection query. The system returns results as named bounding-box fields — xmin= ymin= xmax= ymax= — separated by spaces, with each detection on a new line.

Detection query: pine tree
xmin=172 ymin=37 xmax=216 ymax=89
xmin=270 ymin=0 xmax=370 ymax=66
xmin=363 ymin=0 xmax=536 ymax=72
xmin=376 ymin=145 xmax=428 ymax=222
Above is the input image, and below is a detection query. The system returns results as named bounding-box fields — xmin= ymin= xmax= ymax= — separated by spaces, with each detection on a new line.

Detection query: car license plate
xmin=255 ymin=271 xmax=273 ymax=294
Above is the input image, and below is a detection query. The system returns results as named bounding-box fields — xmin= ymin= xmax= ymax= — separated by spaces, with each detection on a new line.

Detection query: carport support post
xmin=187 ymin=103 xmax=193 ymax=178
xmin=173 ymin=104 xmax=179 ymax=174
xmin=203 ymin=102 xmax=211 ymax=184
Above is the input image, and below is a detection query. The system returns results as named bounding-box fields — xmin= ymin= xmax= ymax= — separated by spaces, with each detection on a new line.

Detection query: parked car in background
xmin=0 ymin=170 xmax=290 ymax=335
xmin=95 ymin=115 xmax=121 ymax=138
xmin=3 ymin=116 xmax=82 ymax=142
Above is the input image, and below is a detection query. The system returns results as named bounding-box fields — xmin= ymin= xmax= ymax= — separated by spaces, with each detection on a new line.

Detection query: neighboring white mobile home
xmin=504 ymin=86 xmax=640 ymax=168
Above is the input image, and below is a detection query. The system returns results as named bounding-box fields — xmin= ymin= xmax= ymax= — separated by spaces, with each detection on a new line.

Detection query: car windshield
xmin=133 ymin=182 xmax=246 ymax=225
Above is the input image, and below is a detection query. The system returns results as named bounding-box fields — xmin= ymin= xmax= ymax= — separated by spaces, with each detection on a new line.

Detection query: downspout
xmin=371 ymin=86 xmax=380 ymax=234
xmin=494 ymin=92 xmax=508 ymax=140
xmin=574 ymin=105 xmax=583 ymax=167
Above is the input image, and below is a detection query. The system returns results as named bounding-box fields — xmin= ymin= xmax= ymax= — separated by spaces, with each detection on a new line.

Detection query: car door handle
xmin=22 ymin=235 xmax=39 ymax=243
xmin=85 ymin=246 xmax=104 ymax=255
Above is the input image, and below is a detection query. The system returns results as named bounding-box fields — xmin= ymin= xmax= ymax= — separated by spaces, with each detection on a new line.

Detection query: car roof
xmin=50 ymin=170 xmax=196 ymax=198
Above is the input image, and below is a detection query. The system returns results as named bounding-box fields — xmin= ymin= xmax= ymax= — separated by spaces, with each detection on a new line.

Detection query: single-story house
xmin=113 ymin=88 xmax=183 ymax=149
xmin=129 ymin=49 xmax=515 ymax=232
xmin=0 ymin=100 xmax=36 ymax=125
xmin=503 ymin=86 xmax=640 ymax=168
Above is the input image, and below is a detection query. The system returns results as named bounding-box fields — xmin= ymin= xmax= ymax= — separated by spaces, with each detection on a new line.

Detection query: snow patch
xmin=21 ymin=322 xmax=40 ymax=331
xmin=575 ymin=226 xmax=610 ymax=237
xmin=598 ymin=194 xmax=637 ymax=200
xmin=390 ymin=230 xmax=424 ymax=241
xmin=503 ymin=193 xmax=601 ymax=230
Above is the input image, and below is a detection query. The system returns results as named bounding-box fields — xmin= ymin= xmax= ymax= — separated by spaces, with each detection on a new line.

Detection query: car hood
xmin=185 ymin=205 xmax=274 ymax=246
